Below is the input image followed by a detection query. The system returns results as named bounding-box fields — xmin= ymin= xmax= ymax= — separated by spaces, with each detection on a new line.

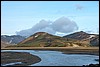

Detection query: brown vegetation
xmin=1 ymin=52 xmax=41 ymax=66
xmin=1 ymin=47 xmax=99 ymax=56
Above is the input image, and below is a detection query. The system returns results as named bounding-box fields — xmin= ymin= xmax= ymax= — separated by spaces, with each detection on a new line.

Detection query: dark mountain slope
xmin=63 ymin=31 xmax=99 ymax=46
xmin=1 ymin=35 xmax=26 ymax=44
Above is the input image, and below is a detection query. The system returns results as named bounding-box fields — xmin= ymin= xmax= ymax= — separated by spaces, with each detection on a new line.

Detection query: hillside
xmin=1 ymin=41 xmax=12 ymax=48
xmin=16 ymin=32 xmax=90 ymax=47
xmin=63 ymin=31 xmax=99 ymax=46
xmin=1 ymin=35 xmax=26 ymax=44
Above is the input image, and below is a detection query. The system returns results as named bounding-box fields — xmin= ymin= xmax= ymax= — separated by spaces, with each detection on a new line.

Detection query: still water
xmin=1 ymin=50 xmax=99 ymax=66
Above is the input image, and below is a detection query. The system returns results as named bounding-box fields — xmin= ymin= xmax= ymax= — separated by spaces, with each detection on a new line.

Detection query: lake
xmin=1 ymin=50 xmax=99 ymax=66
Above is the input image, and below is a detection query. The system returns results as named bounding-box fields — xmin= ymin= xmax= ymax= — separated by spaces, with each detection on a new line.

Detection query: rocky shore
xmin=83 ymin=64 xmax=99 ymax=66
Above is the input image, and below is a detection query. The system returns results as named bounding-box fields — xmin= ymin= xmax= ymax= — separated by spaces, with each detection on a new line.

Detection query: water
xmin=1 ymin=50 xmax=99 ymax=66
xmin=1 ymin=62 xmax=22 ymax=66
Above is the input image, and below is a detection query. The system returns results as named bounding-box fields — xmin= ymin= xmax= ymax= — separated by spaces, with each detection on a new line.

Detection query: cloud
xmin=52 ymin=16 xmax=78 ymax=33
xmin=16 ymin=16 xmax=78 ymax=37
xmin=75 ymin=4 xmax=83 ymax=10
xmin=16 ymin=20 xmax=54 ymax=37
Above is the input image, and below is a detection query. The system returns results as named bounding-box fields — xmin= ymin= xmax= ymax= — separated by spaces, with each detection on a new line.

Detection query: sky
xmin=1 ymin=1 xmax=99 ymax=36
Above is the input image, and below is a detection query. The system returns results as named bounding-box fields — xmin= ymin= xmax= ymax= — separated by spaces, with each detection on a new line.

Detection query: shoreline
xmin=1 ymin=47 xmax=99 ymax=50
xmin=1 ymin=52 xmax=41 ymax=66
xmin=1 ymin=48 xmax=99 ymax=66
xmin=1 ymin=47 xmax=99 ymax=56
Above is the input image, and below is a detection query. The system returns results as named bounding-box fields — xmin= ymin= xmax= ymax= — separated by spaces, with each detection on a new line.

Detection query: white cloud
xmin=16 ymin=16 xmax=78 ymax=37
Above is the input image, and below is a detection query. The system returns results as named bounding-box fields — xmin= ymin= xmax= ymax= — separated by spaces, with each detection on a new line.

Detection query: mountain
xmin=1 ymin=41 xmax=12 ymax=48
xmin=63 ymin=31 xmax=99 ymax=46
xmin=63 ymin=31 xmax=89 ymax=40
xmin=1 ymin=35 xmax=26 ymax=44
xmin=16 ymin=32 xmax=90 ymax=47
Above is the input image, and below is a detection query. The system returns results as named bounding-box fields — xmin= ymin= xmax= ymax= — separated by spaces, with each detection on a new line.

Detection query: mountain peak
xmin=63 ymin=31 xmax=89 ymax=39
xmin=34 ymin=32 xmax=48 ymax=35
xmin=75 ymin=31 xmax=88 ymax=34
xmin=16 ymin=31 xmax=91 ymax=47
xmin=63 ymin=31 xmax=99 ymax=46
xmin=30 ymin=32 xmax=51 ymax=37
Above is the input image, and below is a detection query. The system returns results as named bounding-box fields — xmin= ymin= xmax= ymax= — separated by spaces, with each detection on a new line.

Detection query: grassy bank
xmin=1 ymin=47 xmax=99 ymax=50
xmin=1 ymin=47 xmax=99 ymax=56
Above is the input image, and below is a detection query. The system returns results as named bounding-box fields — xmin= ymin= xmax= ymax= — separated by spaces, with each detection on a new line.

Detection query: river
xmin=1 ymin=50 xmax=99 ymax=66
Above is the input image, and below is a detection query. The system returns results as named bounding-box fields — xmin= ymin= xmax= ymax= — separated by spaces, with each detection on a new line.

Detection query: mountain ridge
xmin=2 ymin=31 xmax=99 ymax=47
xmin=1 ymin=35 xmax=26 ymax=44
xmin=63 ymin=31 xmax=99 ymax=46
xmin=16 ymin=31 xmax=91 ymax=47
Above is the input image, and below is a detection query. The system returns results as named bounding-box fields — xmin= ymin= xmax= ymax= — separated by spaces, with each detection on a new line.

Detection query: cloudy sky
xmin=1 ymin=1 xmax=99 ymax=36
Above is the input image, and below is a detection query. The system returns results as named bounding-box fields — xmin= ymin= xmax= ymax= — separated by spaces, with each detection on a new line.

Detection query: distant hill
xmin=1 ymin=41 xmax=12 ymax=48
xmin=1 ymin=35 xmax=26 ymax=44
xmin=63 ymin=31 xmax=99 ymax=46
xmin=16 ymin=32 xmax=90 ymax=47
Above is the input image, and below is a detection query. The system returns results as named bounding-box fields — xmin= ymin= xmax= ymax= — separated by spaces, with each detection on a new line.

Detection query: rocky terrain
xmin=1 ymin=35 xmax=26 ymax=44
xmin=1 ymin=41 xmax=11 ymax=48
xmin=63 ymin=31 xmax=99 ymax=46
